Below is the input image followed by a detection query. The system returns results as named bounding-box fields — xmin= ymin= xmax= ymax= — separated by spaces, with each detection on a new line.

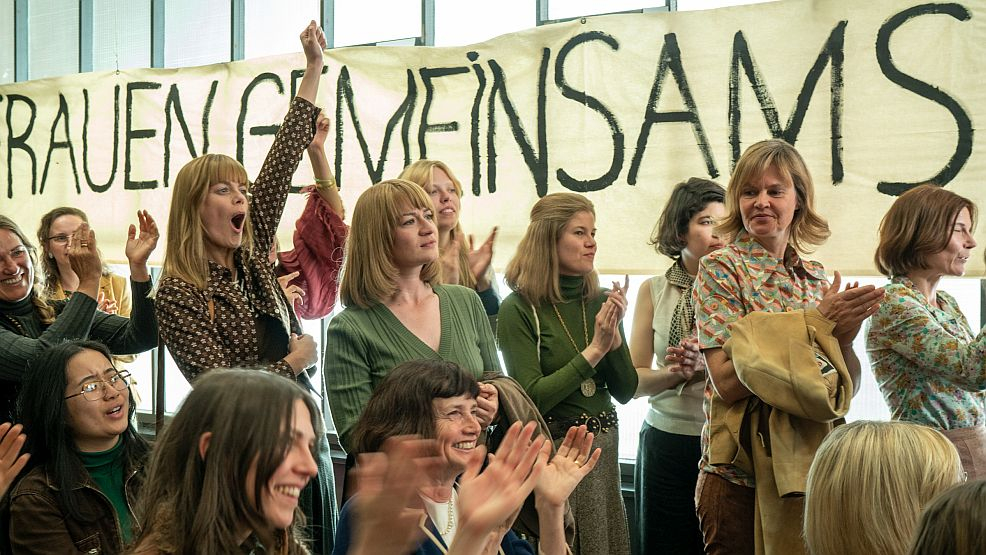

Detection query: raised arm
xmin=277 ymin=113 xmax=349 ymax=320
xmin=296 ymin=20 xmax=325 ymax=105
xmin=308 ymin=112 xmax=343 ymax=215
xmin=249 ymin=22 xmax=325 ymax=257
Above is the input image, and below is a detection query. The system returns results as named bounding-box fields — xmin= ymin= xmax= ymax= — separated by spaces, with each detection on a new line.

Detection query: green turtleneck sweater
xmin=79 ymin=439 xmax=133 ymax=543
xmin=498 ymin=275 xmax=638 ymax=418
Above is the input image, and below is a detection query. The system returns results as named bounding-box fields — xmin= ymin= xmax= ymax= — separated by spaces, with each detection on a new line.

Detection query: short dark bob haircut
xmin=874 ymin=184 xmax=977 ymax=277
xmin=349 ymin=360 xmax=480 ymax=455
xmin=649 ymin=177 xmax=725 ymax=258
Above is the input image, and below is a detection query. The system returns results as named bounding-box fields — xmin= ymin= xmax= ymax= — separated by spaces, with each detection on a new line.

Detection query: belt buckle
xmin=585 ymin=415 xmax=602 ymax=434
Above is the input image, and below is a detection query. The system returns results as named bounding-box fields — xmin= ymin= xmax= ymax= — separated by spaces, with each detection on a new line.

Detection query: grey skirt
xmin=555 ymin=427 xmax=631 ymax=555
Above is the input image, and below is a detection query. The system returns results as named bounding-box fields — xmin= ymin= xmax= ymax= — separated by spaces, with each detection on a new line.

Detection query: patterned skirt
xmin=557 ymin=428 xmax=631 ymax=555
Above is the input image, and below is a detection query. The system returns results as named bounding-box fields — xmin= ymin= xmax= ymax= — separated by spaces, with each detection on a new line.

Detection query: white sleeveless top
xmin=644 ymin=275 xmax=705 ymax=436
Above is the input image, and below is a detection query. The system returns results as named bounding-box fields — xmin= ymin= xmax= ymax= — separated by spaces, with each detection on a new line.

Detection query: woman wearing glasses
xmin=8 ymin=340 xmax=149 ymax=554
xmin=0 ymin=213 xmax=158 ymax=425
xmin=37 ymin=207 xmax=130 ymax=315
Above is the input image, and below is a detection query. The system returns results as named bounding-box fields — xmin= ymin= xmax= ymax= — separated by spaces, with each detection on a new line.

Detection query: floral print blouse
xmin=865 ymin=276 xmax=986 ymax=430
xmin=693 ymin=232 xmax=827 ymax=487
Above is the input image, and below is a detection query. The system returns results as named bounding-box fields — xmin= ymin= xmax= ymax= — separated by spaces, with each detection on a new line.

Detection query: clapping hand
xmin=0 ymin=422 xmax=29 ymax=498
xmin=467 ymin=228 xmax=498 ymax=291
xmin=666 ymin=337 xmax=704 ymax=381
xmin=452 ymin=422 xmax=548 ymax=553
xmin=349 ymin=436 xmax=444 ymax=555
xmin=816 ymin=271 xmax=884 ymax=346
xmin=534 ymin=425 xmax=600 ymax=508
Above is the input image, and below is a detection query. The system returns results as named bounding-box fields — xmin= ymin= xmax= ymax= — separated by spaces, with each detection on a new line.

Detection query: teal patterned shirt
xmin=865 ymin=276 xmax=986 ymax=430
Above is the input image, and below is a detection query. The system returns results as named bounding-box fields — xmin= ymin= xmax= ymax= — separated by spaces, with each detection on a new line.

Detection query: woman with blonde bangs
xmin=154 ymin=22 xmax=336 ymax=554
xmin=866 ymin=184 xmax=985 ymax=480
xmin=804 ymin=420 xmax=964 ymax=555
xmin=498 ymin=192 xmax=637 ymax=555
xmin=692 ymin=139 xmax=884 ymax=554
xmin=324 ymin=179 xmax=501 ymax=454
xmin=398 ymin=160 xmax=499 ymax=326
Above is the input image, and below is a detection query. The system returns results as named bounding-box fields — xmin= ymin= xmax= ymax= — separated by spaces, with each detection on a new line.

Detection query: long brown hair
xmin=504 ymin=193 xmax=598 ymax=306
xmin=908 ymin=480 xmax=986 ymax=555
xmin=399 ymin=160 xmax=476 ymax=288
xmin=36 ymin=206 xmax=110 ymax=296
xmin=0 ymin=214 xmax=55 ymax=323
xmin=133 ymin=369 xmax=323 ymax=554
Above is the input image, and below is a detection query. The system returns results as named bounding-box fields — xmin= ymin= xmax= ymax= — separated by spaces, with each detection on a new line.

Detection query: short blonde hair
xmin=875 ymin=184 xmax=977 ymax=277
xmin=339 ymin=179 xmax=442 ymax=308
xmin=718 ymin=139 xmax=830 ymax=253
xmin=504 ymin=192 xmax=598 ymax=306
xmin=161 ymin=154 xmax=251 ymax=290
xmin=909 ymin=480 xmax=986 ymax=555
xmin=399 ymin=159 xmax=476 ymax=289
xmin=804 ymin=420 xmax=963 ymax=555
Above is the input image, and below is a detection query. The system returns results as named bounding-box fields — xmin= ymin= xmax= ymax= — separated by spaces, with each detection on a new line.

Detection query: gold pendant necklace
xmin=552 ymin=300 xmax=597 ymax=397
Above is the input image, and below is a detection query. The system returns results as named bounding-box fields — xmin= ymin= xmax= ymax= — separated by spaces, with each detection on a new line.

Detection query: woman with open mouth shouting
xmin=154 ymin=21 xmax=336 ymax=553
xmin=9 ymin=340 xmax=149 ymax=555
xmin=867 ymin=184 xmax=986 ymax=481
xmin=0 ymin=211 xmax=159 ymax=425
xmin=131 ymin=369 xmax=323 ymax=555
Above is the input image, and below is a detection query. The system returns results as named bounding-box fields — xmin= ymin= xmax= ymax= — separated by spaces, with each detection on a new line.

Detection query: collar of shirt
xmin=731 ymin=231 xmax=826 ymax=281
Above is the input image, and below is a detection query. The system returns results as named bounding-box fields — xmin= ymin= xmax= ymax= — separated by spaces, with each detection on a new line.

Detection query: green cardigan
xmin=324 ymin=284 xmax=501 ymax=450
xmin=497 ymin=275 xmax=638 ymax=418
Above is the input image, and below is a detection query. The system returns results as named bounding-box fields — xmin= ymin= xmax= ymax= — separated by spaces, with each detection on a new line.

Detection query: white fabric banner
xmin=0 ymin=0 xmax=983 ymax=275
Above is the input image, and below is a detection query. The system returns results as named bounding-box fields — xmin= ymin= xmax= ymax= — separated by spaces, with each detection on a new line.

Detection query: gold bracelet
xmin=314 ymin=177 xmax=338 ymax=190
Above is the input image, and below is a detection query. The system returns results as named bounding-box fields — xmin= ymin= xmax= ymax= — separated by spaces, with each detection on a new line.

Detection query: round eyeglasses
xmin=65 ymin=370 xmax=132 ymax=402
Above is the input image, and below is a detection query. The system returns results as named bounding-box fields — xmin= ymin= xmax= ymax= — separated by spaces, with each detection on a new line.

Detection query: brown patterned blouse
xmin=155 ymin=97 xmax=319 ymax=383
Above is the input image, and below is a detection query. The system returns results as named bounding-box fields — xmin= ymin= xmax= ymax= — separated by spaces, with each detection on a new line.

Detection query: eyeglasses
xmin=47 ymin=234 xmax=70 ymax=244
xmin=65 ymin=370 xmax=132 ymax=401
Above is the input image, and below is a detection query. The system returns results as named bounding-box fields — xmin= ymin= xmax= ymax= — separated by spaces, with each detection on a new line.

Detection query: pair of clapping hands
xmin=586 ymin=277 xmax=631 ymax=360
xmin=62 ymin=211 xmax=159 ymax=308
xmin=666 ymin=272 xmax=885 ymax=376
xmin=348 ymin=422 xmax=599 ymax=555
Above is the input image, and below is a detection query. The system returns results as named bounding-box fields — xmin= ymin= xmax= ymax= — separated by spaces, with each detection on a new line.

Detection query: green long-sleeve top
xmin=497 ymin=275 xmax=638 ymax=418
xmin=324 ymin=284 xmax=501 ymax=451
